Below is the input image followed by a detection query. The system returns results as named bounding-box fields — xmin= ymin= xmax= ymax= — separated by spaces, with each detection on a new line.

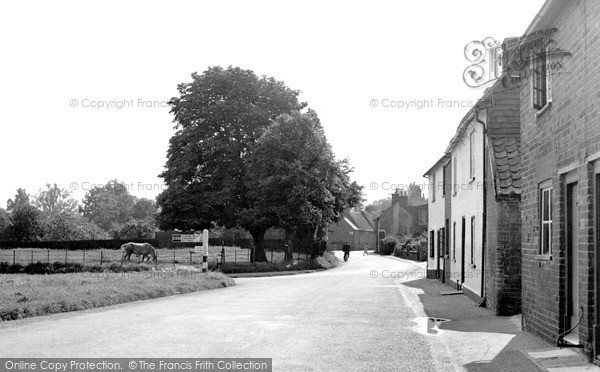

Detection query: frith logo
xmin=463 ymin=28 xmax=571 ymax=89
xmin=463 ymin=37 xmax=503 ymax=88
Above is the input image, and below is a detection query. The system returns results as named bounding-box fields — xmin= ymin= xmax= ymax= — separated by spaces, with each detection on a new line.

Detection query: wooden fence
xmin=0 ymin=247 xmax=312 ymax=267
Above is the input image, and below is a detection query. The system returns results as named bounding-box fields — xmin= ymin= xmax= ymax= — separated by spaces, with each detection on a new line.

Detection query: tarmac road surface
xmin=0 ymin=253 xmax=447 ymax=371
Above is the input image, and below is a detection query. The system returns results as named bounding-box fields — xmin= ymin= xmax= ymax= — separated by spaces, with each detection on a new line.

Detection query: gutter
xmin=475 ymin=107 xmax=487 ymax=304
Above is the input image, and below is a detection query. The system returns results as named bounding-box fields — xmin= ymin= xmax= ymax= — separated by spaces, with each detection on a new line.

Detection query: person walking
xmin=363 ymin=244 xmax=369 ymax=256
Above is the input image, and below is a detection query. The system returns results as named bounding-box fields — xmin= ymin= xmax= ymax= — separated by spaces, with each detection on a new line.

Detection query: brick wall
xmin=520 ymin=0 xmax=600 ymax=358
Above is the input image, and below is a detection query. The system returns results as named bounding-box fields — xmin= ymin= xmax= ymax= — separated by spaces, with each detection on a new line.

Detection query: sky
xmin=0 ymin=0 xmax=546 ymax=208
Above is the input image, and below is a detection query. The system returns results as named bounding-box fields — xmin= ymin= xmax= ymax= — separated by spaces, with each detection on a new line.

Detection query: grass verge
xmin=0 ymin=267 xmax=234 ymax=322
xmin=315 ymin=251 xmax=339 ymax=269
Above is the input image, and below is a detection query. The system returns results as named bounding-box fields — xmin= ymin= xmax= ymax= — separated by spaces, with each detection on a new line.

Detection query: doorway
xmin=461 ymin=216 xmax=466 ymax=288
xmin=567 ymin=182 xmax=579 ymax=339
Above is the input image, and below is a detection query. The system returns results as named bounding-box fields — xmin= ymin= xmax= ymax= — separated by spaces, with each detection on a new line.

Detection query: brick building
xmin=516 ymin=0 xmax=600 ymax=359
xmin=326 ymin=211 xmax=376 ymax=251
xmin=374 ymin=186 xmax=428 ymax=252
xmin=423 ymin=76 xmax=522 ymax=315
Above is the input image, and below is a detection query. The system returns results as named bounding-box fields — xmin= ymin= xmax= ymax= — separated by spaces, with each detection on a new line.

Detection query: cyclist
xmin=342 ymin=241 xmax=351 ymax=261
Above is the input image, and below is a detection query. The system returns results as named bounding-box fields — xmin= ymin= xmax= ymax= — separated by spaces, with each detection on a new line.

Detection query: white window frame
xmin=470 ymin=216 xmax=475 ymax=265
xmin=452 ymin=156 xmax=458 ymax=196
xmin=431 ymin=173 xmax=436 ymax=202
xmin=469 ymin=130 xmax=475 ymax=180
xmin=540 ymin=187 xmax=553 ymax=255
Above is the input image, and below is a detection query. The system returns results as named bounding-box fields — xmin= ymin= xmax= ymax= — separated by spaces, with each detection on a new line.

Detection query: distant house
xmin=423 ymin=155 xmax=450 ymax=282
xmin=326 ymin=211 xmax=376 ymax=251
xmin=374 ymin=184 xmax=428 ymax=252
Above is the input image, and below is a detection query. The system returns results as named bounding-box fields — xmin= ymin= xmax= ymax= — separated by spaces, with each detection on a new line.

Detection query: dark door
xmin=443 ymin=219 xmax=450 ymax=284
xmin=461 ymin=217 xmax=466 ymax=288
xmin=567 ymin=182 xmax=579 ymax=338
xmin=436 ymin=230 xmax=441 ymax=279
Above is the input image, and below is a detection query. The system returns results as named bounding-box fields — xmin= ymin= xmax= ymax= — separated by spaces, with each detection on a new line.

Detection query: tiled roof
xmin=490 ymin=137 xmax=521 ymax=199
xmin=347 ymin=212 xmax=375 ymax=231
xmin=360 ymin=211 xmax=377 ymax=228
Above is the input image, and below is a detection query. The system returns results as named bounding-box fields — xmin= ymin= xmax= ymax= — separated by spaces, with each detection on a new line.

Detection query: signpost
xmin=202 ymin=229 xmax=209 ymax=273
xmin=172 ymin=234 xmax=202 ymax=243
xmin=172 ymin=231 xmax=209 ymax=272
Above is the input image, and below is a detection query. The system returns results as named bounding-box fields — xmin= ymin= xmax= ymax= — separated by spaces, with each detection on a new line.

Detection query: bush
xmin=380 ymin=237 xmax=398 ymax=255
xmin=315 ymin=251 xmax=338 ymax=269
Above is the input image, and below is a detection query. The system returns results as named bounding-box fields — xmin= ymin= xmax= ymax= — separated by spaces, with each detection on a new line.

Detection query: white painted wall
xmin=449 ymin=118 xmax=485 ymax=297
xmin=426 ymin=164 xmax=445 ymax=273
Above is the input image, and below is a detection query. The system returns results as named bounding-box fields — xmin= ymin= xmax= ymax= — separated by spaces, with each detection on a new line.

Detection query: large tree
xmin=132 ymin=198 xmax=157 ymax=220
xmin=243 ymin=110 xmax=363 ymax=259
xmin=157 ymin=66 xmax=305 ymax=260
xmin=42 ymin=211 xmax=109 ymax=241
xmin=81 ymin=180 xmax=136 ymax=231
xmin=6 ymin=188 xmax=30 ymax=213
xmin=0 ymin=208 xmax=9 ymax=240
xmin=33 ymin=183 xmax=79 ymax=215
xmin=364 ymin=197 xmax=392 ymax=214
xmin=6 ymin=205 xmax=43 ymax=242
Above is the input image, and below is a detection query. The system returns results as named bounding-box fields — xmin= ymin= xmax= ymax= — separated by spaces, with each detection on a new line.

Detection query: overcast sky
xmin=0 ymin=0 xmax=546 ymax=208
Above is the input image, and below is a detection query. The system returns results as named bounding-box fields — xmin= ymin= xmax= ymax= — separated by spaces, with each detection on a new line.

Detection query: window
xmin=469 ymin=131 xmax=475 ymax=179
xmin=540 ymin=187 xmax=553 ymax=255
xmin=470 ymin=217 xmax=475 ymax=265
xmin=430 ymin=230 xmax=435 ymax=258
xmin=442 ymin=163 xmax=448 ymax=196
xmin=453 ymin=156 xmax=458 ymax=195
xmin=452 ymin=222 xmax=456 ymax=260
xmin=532 ymin=48 xmax=549 ymax=110
xmin=431 ymin=173 xmax=436 ymax=202
xmin=440 ymin=228 xmax=446 ymax=257
xmin=445 ymin=219 xmax=450 ymax=256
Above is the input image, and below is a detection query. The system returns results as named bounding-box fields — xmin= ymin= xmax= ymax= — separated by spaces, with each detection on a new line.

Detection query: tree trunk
xmin=250 ymin=228 xmax=268 ymax=263
xmin=284 ymin=230 xmax=293 ymax=262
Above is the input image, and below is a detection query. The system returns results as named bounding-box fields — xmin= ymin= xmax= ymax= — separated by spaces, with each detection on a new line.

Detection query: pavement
xmin=397 ymin=261 xmax=600 ymax=372
xmin=0 ymin=252 xmax=599 ymax=371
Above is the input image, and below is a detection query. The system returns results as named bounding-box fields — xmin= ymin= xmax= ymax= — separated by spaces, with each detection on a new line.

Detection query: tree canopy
xmin=32 ymin=183 xmax=78 ymax=216
xmin=157 ymin=66 xmax=362 ymax=261
xmin=243 ymin=110 xmax=362 ymax=242
xmin=81 ymin=180 xmax=136 ymax=231
xmin=157 ymin=66 xmax=306 ymax=233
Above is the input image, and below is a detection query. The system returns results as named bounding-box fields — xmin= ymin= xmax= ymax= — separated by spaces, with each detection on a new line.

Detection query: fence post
xmin=83 ymin=250 xmax=86 ymax=264
xmin=189 ymin=251 xmax=193 ymax=265
xmin=234 ymin=250 xmax=237 ymax=263
xmin=65 ymin=249 xmax=67 ymax=264
xmin=31 ymin=250 xmax=33 ymax=265
xmin=100 ymin=251 xmax=103 ymax=266
xmin=270 ymin=250 xmax=273 ymax=263
xmin=47 ymin=249 xmax=50 ymax=264
xmin=13 ymin=250 xmax=15 ymax=266
xmin=173 ymin=249 xmax=175 ymax=263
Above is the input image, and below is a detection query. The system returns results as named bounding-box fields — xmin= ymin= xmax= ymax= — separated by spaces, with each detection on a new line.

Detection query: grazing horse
xmin=121 ymin=242 xmax=157 ymax=263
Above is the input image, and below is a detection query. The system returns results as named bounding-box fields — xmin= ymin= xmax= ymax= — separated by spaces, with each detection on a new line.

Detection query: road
xmin=0 ymin=253 xmax=448 ymax=371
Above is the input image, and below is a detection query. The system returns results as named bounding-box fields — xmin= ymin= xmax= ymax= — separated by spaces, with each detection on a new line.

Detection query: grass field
xmin=0 ymin=247 xmax=311 ymax=267
xmin=0 ymin=267 xmax=235 ymax=321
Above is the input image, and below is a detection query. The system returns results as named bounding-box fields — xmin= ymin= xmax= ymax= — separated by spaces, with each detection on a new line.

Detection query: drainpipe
xmin=475 ymin=108 xmax=487 ymax=305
